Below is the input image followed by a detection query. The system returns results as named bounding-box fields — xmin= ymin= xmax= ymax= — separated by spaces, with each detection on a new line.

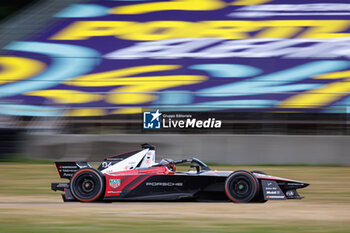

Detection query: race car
xmin=52 ymin=144 xmax=309 ymax=203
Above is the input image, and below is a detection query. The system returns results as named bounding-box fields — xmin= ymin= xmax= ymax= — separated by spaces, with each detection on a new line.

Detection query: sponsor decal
xmin=62 ymin=173 xmax=73 ymax=177
xmin=266 ymin=195 xmax=286 ymax=199
xmin=61 ymin=169 xmax=77 ymax=172
xmin=146 ymin=182 xmax=183 ymax=187
xmin=109 ymin=179 xmax=121 ymax=189
xmin=287 ymin=183 xmax=303 ymax=186
xmin=266 ymin=190 xmax=280 ymax=195
xmin=261 ymin=180 xmax=286 ymax=200
xmin=105 ymin=158 xmax=123 ymax=161
xmin=60 ymin=166 xmax=78 ymax=169
xmin=107 ymin=190 xmax=121 ymax=194
xmin=286 ymin=190 xmax=295 ymax=197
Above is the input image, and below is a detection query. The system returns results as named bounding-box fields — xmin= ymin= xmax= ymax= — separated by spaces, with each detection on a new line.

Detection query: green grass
xmin=0 ymin=163 xmax=349 ymax=233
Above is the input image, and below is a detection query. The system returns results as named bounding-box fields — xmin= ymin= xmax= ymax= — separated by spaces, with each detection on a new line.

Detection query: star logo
xmin=150 ymin=109 xmax=162 ymax=122
xmin=143 ymin=109 xmax=162 ymax=129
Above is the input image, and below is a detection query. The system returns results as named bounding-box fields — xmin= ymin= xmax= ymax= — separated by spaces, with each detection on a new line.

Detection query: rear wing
xmin=55 ymin=161 xmax=91 ymax=179
xmin=97 ymin=144 xmax=156 ymax=172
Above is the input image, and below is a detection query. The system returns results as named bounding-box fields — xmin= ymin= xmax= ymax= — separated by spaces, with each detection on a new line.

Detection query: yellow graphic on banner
xmin=107 ymin=75 xmax=204 ymax=104
xmin=51 ymin=21 xmax=134 ymax=40
xmin=26 ymin=90 xmax=103 ymax=104
xmin=112 ymin=108 xmax=141 ymax=115
xmin=51 ymin=20 xmax=350 ymax=41
xmin=65 ymin=108 xmax=106 ymax=117
xmin=110 ymin=0 xmax=271 ymax=15
xmin=119 ymin=21 xmax=200 ymax=41
xmin=0 ymin=57 xmax=46 ymax=85
xmin=279 ymin=70 xmax=350 ymax=108
xmin=66 ymin=65 xmax=207 ymax=104
xmin=111 ymin=0 xmax=225 ymax=15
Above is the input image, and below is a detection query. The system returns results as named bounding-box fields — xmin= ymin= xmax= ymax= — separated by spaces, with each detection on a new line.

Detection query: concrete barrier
xmin=22 ymin=133 xmax=350 ymax=165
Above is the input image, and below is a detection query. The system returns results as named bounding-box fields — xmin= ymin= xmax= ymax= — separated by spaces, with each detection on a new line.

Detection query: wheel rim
xmin=235 ymin=180 xmax=249 ymax=195
xmin=226 ymin=173 xmax=257 ymax=202
xmin=82 ymin=178 xmax=95 ymax=193
xmin=229 ymin=176 xmax=252 ymax=199
xmin=72 ymin=171 xmax=102 ymax=201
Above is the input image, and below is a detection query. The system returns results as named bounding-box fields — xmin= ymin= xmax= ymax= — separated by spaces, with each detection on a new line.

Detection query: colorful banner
xmin=1 ymin=0 xmax=350 ymax=116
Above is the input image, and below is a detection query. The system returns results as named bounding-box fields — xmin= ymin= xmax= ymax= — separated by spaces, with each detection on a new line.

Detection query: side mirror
xmin=190 ymin=163 xmax=200 ymax=173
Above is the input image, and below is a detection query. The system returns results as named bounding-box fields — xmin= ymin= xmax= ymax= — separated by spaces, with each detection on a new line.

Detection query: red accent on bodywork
xmin=124 ymin=175 xmax=153 ymax=191
xmin=104 ymin=166 xmax=173 ymax=197
xmin=54 ymin=162 xmax=61 ymax=178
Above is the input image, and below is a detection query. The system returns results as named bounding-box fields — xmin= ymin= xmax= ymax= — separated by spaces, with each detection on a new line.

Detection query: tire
xmin=251 ymin=170 xmax=267 ymax=175
xmin=249 ymin=171 xmax=268 ymax=203
xmin=251 ymin=181 xmax=267 ymax=203
xmin=225 ymin=170 xmax=259 ymax=203
xmin=70 ymin=168 xmax=105 ymax=202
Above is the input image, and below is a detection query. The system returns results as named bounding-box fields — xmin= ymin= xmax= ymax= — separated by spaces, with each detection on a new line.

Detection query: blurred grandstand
xmin=1 ymin=0 xmax=350 ymax=164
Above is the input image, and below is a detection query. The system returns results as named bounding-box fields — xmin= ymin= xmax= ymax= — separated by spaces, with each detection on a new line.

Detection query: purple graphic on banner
xmin=1 ymin=0 xmax=350 ymax=116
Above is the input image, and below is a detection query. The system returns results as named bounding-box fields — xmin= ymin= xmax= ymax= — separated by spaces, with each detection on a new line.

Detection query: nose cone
xmin=290 ymin=181 xmax=309 ymax=189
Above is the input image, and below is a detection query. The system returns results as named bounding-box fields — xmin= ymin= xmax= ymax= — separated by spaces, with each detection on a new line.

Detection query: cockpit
xmin=154 ymin=158 xmax=211 ymax=173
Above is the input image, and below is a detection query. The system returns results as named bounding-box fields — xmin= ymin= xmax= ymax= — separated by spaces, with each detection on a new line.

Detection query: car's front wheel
xmin=70 ymin=168 xmax=105 ymax=202
xmin=225 ymin=170 xmax=259 ymax=203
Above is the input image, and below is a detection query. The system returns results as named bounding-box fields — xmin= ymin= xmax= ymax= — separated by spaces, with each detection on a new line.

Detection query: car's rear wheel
xmin=225 ymin=170 xmax=259 ymax=203
xmin=70 ymin=168 xmax=105 ymax=202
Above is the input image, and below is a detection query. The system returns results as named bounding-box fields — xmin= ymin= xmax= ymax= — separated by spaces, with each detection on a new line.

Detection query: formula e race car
xmin=52 ymin=144 xmax=309 ymax=203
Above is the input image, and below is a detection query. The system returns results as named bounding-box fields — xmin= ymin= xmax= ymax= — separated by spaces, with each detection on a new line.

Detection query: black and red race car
xmin=52 ymin=144 xmax=309 ymax=203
